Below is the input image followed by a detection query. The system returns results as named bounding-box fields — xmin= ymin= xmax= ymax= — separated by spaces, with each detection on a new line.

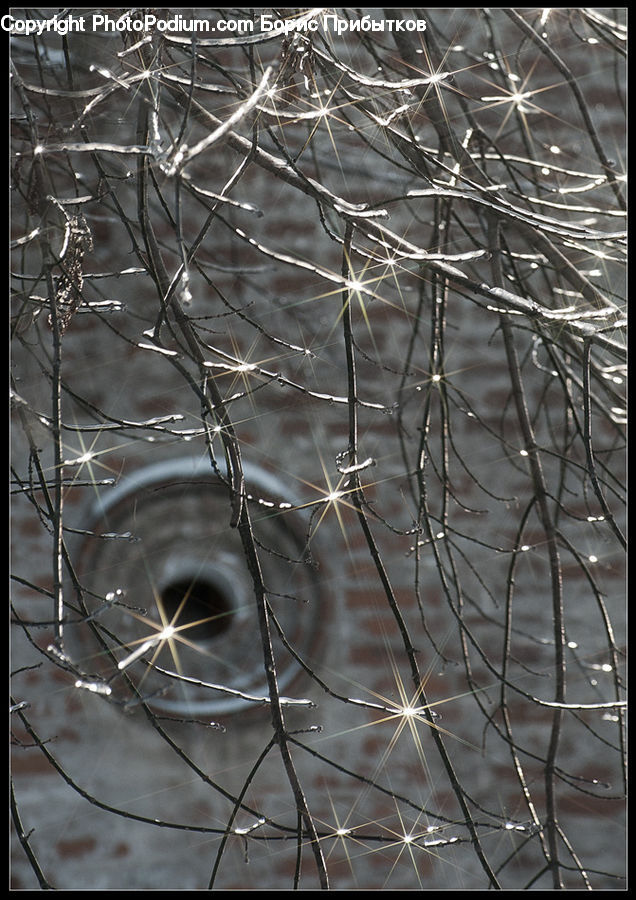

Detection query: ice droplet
xmin=75 ymin=679 xmax=112 ymax=697
xmin=117 ymin=638 xmax=159 ymax=670
xmin=47 ymin=643 xmax=70 ymax=663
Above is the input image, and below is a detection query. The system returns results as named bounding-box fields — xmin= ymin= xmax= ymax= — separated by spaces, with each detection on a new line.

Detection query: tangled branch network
xmin=10 ymin=8 xmax=625 ymax=891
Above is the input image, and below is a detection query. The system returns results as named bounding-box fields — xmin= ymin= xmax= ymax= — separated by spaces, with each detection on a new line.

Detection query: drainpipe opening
xmin=69 ymin=457 xmax=327 ymax=717
xmin=160 ymin=575 xmax=234 ymax=643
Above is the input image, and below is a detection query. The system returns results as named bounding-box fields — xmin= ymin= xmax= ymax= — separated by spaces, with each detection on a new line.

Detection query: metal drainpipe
xmin=67 ymin=456 xmax=325 ymax=717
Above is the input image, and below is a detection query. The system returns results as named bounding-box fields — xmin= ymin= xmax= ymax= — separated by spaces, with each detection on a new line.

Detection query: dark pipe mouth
xmin=160 ymin=575 xmax=235 ymax=643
